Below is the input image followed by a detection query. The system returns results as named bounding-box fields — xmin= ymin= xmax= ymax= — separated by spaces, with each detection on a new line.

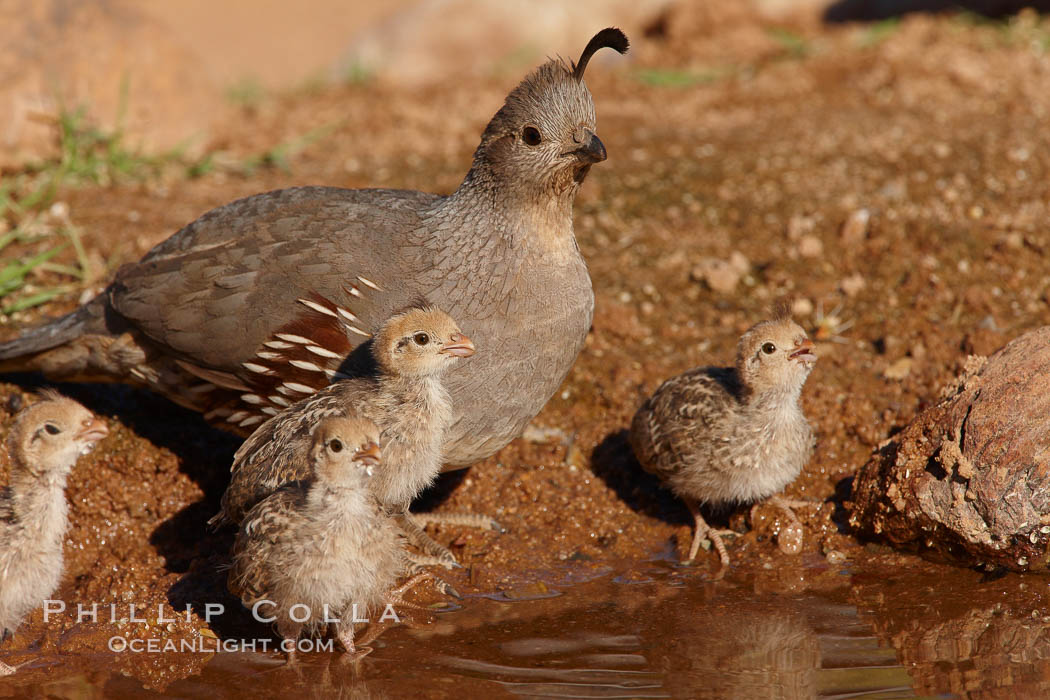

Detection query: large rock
xmin=0 ymin=0 xmax=221 ymax=169
xmin=848 ymin=326 xmax=1050 ymax=572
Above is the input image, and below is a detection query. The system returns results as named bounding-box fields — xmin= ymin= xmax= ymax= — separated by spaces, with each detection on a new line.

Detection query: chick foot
xmin=683 ymin=499 xmax=738 ymax=579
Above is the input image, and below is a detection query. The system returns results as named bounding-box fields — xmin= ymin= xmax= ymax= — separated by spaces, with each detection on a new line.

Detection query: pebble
xmin=840 ymin=273 xmax=866 ymax=297
xmin=798 ymin=235 xmax=823 ymax=258
xmin=840 ymin=208 xmax=870 ymax=245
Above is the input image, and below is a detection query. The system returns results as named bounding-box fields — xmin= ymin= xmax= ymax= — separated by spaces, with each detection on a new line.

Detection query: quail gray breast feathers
xmin=629 ymin=317 xmax=817 ymax=575
xmin=213 ymin=307 xmax=473 ymax=528
xmin=1 ymin=391 xmax=108 ymax=675
xmin=227 ymin=415 xmax=403 ymax=660
xmin=0 ymin=28 xmax=629 ymax=470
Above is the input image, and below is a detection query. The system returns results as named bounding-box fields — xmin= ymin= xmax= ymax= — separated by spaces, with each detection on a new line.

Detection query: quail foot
xmin=0 ymin=391 xmax=108 ymax=675
xmin=213 ymin=307 xmax=489 ymax=566
xmin=0 ymin=28 xmax=629 ymax=473
xmin=629 ymin=317 xmax=818 ymax=577
xmin=227 ymin=416 xmax=420 ymax=662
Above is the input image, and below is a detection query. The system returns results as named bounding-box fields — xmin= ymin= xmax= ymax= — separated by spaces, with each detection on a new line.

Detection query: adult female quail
xmin=629 ymin=317 xmax=817 ymax=576
xmin=1 ymin=392 xmax=108 ymax=675
xmin=0 ymin=29 xmax=629 ymax=471
xmin=227 ymin=416 xmax=415 ymax=661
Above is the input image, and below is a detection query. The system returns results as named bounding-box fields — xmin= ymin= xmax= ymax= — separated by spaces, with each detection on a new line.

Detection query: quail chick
xmin=213 ymin=307 xmax=481 ymax=563
xmin=630 ymin=317 xmax=817 ymax=575
xmin=227 ymin=416 xmax=406 ymax=661
xmin=0 ymin=29 xmax=629 ymax=471
xmin=1 ymin=391 xmax=108 ymax=675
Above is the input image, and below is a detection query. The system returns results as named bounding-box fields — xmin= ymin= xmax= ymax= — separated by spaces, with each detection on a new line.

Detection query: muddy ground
xmin=2 ymin=5 xmax=1050 ymax=697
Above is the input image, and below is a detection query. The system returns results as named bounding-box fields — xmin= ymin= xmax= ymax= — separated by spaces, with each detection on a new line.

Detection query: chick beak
xmin=789 ymin=339 xmax=817 ymax=364
xmin=572 ymin=129 xmax=607 ymax=165
xmin=440 ymin=332 xmax=476 ymax=358
xmin=76 ymin=418 xmax=109 ymax=454
xmin=356 ymin=442 xmax=381 ymax=476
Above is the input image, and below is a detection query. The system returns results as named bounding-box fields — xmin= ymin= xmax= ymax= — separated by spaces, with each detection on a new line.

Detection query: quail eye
xmin=413 ymin=332 xmax=430 ymax=346
xmin=44 ymin=423 xmax=61 ymax=435
xmin=522 ymin=126 xmax=542 ymax=146
xmin=761 ymin=342 xmax=777 ymax=355
xmin=329 ymin=438 xmax=343 ymax=454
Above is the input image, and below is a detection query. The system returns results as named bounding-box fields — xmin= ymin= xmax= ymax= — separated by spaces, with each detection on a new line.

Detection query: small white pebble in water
xmin=1031 ymin=532 xmax=1039 ymax=544
xmin=561 ymin=390 xmax=570 ymax=400
xmin=825 ymin=550 xmax=846 ymax=565
xmin=1018 ymin=556 xmax=1029 ymax=567
xmin=618 ymin=291 xmax=632 ymax=303
xmin=777 ymin=522 xmax=804 ymax=555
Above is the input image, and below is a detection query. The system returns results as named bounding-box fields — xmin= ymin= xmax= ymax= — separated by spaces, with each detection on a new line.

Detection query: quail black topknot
xmin=0 ymin=28 xmax=629 ymax=472
xmin=213 ymin=307 xmax=487 ymax=565
xmin=629 ymin=317 xmax=817 ymax=576
xmin=227 ymin=416 xmax=411 ymax=661
xmin=1 ymin=392 xmax=108 ymax=675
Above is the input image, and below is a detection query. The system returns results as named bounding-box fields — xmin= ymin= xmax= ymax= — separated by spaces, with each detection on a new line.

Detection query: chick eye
xmin=44 ymin=423 xmax=61 ymax=435
xmin=761 ymin=342 xmax=777 ymax=355
xmin=329 ymin=438 xmax=343 ymax=454
xmin=413 ymin=332 xmax=430 ymax=346
xmin=522 ymin=126 xmax=542 ymax=146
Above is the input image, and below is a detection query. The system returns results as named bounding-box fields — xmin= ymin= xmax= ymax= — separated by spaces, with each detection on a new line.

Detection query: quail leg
xmin=0 ymin=659 xmax=16 ymax=676
xmin=396 ymin=514 xmax=460 ymax=569
xmin=276 ymin=620 xmax=302 ymax=664
xmin=333 ymin=621 xmax=374 ymax=660
xmin=409 ymin=512 xmax=504 ymax=533
xmin=684 ymin=498 xmax=736 ymax=578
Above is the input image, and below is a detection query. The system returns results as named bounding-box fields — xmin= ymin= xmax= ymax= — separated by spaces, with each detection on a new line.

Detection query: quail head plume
xmin=227 ymin=415 xmax=404 ymax=660
xmin=1 ymin=392 xmax=108 ymax=674
xmin=0 ymin=28 xmax=629 ymax=471
xmin=629 ymin=317 xmax=817 ymax=575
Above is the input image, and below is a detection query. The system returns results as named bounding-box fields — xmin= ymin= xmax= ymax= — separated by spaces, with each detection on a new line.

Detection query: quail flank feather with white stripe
xmin=0 ymin=28 xmax=629 ymax=472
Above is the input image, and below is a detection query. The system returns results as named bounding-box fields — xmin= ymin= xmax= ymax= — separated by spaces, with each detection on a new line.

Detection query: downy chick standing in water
xmin=227 ymin=416 xmax=425 ymax=661
xmin=630 ymin=317 xmax=817 ymax=576
xmin=1 ymin=392 xmax=108 ymax=675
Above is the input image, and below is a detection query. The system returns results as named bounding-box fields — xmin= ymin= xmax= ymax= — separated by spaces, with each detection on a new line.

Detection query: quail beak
xmin=440 ymin=332 xmax=476 ymax=358
xmin=355 ymin=442 xmax=381 ymax=477
xmin=789 ymin=339 xmax=817 ymax=365
xmin=568 ymin=128 xmax=607 ymax=165
xmin=75 ymin=418 xmax=109 ymax=454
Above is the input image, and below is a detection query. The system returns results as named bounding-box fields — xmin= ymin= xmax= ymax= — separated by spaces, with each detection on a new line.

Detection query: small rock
xmin=797 ymin=235 xmax=823 ymax=258
xmin=777 ymin=521 xmax=804 ymax=555
xmin=791 ymin=298 xmax=814 ymax=316
xmin=825 ymin=550 xmax=846 ymax=565
xmin=840 ymin=209 xmax=870 ymax=245
xmin=691 ymin=255 xmax=749 ymax=293
xmin=840 ymin=273 xmax=866 ymax=298
xmin=883 ymin=357 xmax=913 ymax=380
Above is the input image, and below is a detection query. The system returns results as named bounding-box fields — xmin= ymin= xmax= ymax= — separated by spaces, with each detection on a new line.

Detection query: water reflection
xmin=6 ymin=562 xmax=1050 ymax=698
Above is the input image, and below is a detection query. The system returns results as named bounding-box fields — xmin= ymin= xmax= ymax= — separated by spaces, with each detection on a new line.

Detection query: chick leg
xmin=396 ymin=514 xmax=460 ymax=569
xmin=408 ymin=512 xmax=505 ymax=532
xmin=276 ymin=620 xmax=302 ymax=664
xmin=0 ymin=660 xmax=16 ymax=676
xmin=684 ymin=498 xmax=735 ymax=577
